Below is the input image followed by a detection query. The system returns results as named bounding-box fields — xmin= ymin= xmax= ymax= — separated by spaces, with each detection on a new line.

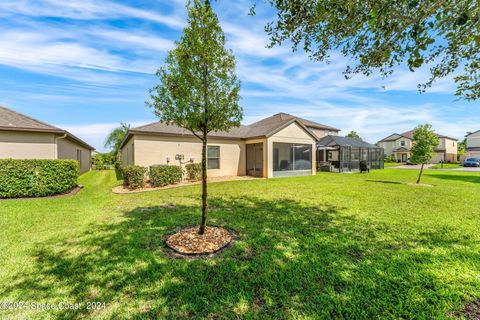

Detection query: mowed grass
xmin=0 ymin=169 xmax=479 ymax=319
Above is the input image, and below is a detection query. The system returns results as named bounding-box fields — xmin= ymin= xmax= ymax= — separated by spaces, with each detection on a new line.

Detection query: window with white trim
xmin=207 ymin=146 xmax=220 ymax=169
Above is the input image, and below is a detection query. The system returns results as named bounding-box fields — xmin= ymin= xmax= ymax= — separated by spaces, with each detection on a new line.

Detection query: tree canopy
xmin=148 ymin=1 xmax=242 ymax=138
xmin=148 ymin=0 xmax=242 ymax=234
xmin=104 ymin=123 xmax=131 ymax=155
xmin=261 ymin=0 xmax=480 ymax=100
xmin=410 ymin=124 xmax=439 ymax=183
xmin=346 ymin=131 xmax=363 ymax=141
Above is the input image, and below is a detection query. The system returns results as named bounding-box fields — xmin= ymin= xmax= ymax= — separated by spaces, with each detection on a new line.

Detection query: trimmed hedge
xmin=121 ymin=165 xmax=147 ymax=189
xmin=185 ymin=163 xmax=202 ymax=181
xmin=149 ymin=165 xmax=183 ymax=187
xmin=0 ymin=159 xmax=78 ymax=199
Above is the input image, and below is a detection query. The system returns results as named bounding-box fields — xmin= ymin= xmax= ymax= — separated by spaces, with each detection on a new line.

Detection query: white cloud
xmin=0 ymin=0 xmax=185 ymax=29
xmin=58 ymin=121 xmax=152 ymax=152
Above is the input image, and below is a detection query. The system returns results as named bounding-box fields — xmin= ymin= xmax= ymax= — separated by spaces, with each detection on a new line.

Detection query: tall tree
xmin=104 ymin=123 xmax=131 ymax=155
xmin=458 ymin=138 xmax=466 ymax=159
xmin=346 ymin=131 xmax=363 ymax=141
xmin=148 ymin=0 xmax=242 ymax=234
xmin=258 ymin=0 xmax=479 ymax=100
xmin=410 ymin=124 xmax=439 ymax=184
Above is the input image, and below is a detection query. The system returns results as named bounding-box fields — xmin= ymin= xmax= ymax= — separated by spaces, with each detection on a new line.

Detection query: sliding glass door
xmin=273 ymin=143 xmax=312 ymax=177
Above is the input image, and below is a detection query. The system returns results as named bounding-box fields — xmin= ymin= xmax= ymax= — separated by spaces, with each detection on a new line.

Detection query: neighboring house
xmin=120 ymin=113 xmax=340 ymax=178
xmin=378 ymin=129 xmax=458 ymax=163
xmin=0 ymin=106 xmax=94 ymax=173
xmin=466 ymin=130 xmax=480 ymax=158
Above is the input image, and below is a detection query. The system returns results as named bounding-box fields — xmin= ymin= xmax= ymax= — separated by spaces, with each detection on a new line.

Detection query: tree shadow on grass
xmin=2 ymin=196 xmax=479 ymax=319
xmin=426 ymin=173 xmax=480 ymax=184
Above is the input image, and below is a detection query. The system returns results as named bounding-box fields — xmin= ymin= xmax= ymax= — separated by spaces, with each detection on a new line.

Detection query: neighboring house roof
xmin=378 ymin=129 xmax=458 ymax=143
xmin=317 ymin=135 xmax=379 ymax=149
xmin=399 ymin=129 xmax=458 ymax=141
xmin=466 ymin=129 xmax=480 ymax=137
xmin=466 ymin=147 xmax=480 ymax=151
xmin=0 ymin=105 xmax=95 ymax=150
xmin=378 ymin=133 xmax=411 ymax=143
xmin=121 ymin=113 xmax=331 ymax=148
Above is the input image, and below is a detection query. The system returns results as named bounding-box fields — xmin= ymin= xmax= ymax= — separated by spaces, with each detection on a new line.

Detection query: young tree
xmin=410 ymin=124 xmax=439 ymax=184
xmin=148 ymin=0 xmax=242 ymax=234
xmin=257 ymin=0 xmax=480 ymax=100
xmin=346 ymin=131 xmax=363 ymax=141
xmin=458 ymin=138 xmax=466 ymax=160
xmin=104 ymin=123 xmax=131 ymax=155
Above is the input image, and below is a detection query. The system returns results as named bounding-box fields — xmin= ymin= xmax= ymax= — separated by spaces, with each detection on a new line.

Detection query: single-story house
xmin=466 ymin=130 xmax=480 ymax=158
xmin=317 ymin=135 xmax=384 ymax=172
xmin=377 ymin=129 xmax=458 ymax=163
xmin=120 ymin=113 xmax=340 ymax=178
xmin=0 ymin=106 xmax=94 ymax=173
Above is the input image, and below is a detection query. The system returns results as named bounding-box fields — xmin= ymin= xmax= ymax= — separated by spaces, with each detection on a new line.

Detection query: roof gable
xmin=249 ymin=113 xmax=340 ymax=132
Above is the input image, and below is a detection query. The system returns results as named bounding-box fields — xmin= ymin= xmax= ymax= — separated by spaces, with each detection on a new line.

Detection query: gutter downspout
xmin=54 ymin=133 xmax=68 ymax=159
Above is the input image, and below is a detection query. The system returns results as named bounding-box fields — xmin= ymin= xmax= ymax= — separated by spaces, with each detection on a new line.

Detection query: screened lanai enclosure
xmin=317 ymin=136 xmax=384 ymax=172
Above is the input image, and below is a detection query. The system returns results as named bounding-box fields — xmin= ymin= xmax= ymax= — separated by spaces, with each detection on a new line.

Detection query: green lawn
xmin=431 ymin=163 xmax=463 ymax=169
xmin=1 ymin=169 xmax=479 ymax=319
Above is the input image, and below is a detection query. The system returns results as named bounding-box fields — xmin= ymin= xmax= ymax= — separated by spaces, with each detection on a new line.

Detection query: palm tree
xmin=104 ymin=123 xmax=131 ymax=155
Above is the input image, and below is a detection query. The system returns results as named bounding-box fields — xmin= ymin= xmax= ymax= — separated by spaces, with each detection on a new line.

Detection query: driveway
xmin=390 ymin=164 xmax=480 ymax=172
xmin=450 ymin=167 xmax=480 ymax=172
xmin=390 ymin=164 xmax=433 ymax=170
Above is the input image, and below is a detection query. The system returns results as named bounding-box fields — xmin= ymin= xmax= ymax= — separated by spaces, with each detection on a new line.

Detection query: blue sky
xmin=0 ymin=0 xmax=478 ymax=152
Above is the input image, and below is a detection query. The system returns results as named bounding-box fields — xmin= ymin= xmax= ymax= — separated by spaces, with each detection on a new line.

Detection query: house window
xmin=76 ymin=149 xmax=82 ymax=167
xmin=401 ymin=140 xmax=405 ymax=147
xmin=207 ymin=146 xmax=220 ymax=169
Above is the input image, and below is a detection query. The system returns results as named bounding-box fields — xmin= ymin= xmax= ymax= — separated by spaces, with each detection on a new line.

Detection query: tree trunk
xmin=199 ymin=136 xmax=208 ymax=235
xmin=416 ymin=163 xmax=424 ymax=184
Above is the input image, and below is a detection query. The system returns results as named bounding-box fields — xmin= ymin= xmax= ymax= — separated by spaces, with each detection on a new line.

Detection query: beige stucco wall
xmin=131 ymin=134 xmax=246 ymax=177
xmin=439 ymin=138 xmax=457 ymax=155
xmin=0 ymin=131 xmax=56 ymax=159
xmin=267 ymin=122 xmax=317 ymax=178
xmin=57 ymin=137 xmax=92 ymax=174
xmin=379 ymin=135 xmax=412 ymax=157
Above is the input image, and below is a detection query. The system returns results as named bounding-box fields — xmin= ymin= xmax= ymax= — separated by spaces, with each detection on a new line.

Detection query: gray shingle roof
xmin=0 ymin=106 xmax=94 ymax=150
xmin=318 ymin=135 xmax=379 ymax=148
xmin=0 ymin=105 xmax=62 ymax=132
xmin=248 ymin=113 xmax=340 ymax=131
xmin=400 ymin=129 xmax=458 ymax=141
xmin=123 ymin=113 xmax=337 ymax=147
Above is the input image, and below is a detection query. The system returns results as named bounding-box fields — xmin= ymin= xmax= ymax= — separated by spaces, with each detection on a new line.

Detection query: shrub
xmin=0 ymin=159 xmax=78 ymax=198
xmin=185 ymin=163 xmax=202 ymax=181
xmin=149 ymin=165 xmax=183 ymax=187
xmin=121 ymin=165 xmax=147 ymax=189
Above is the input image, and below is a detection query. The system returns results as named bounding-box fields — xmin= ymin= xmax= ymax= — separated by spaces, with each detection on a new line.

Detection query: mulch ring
xmin=406 ymin=182 xmax=434 ymax=187
xmin=448 ymin=300 xmax=480 ymax=320
xmin=0 ymin=185 xmax=83 ymax=201
xmin=164 ymin=225 xmax=238 ymax=259
xmin=463 ymin=300 xmax=480 ymax=320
